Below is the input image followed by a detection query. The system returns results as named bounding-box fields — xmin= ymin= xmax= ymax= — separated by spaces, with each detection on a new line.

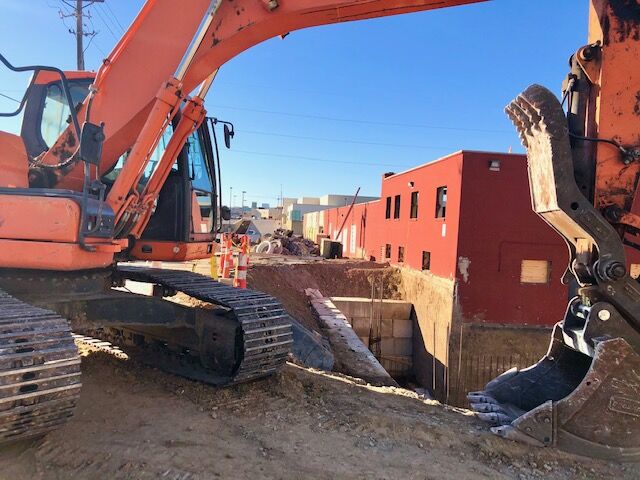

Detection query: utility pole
xmin=229 ymin=186 xmax=233 ymax=226
xmin=241 ymin=191 xmax=246 ymax=216
xmin=60 ymin=0 xmax=104 ymax=70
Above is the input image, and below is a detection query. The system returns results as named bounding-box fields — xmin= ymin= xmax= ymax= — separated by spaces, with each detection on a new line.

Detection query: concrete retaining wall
xmin=306 ymin=290 xmax=397 ymax=386
xmin=396 ymin=267 xmax=553 ymax=407
xmin=330 ymin=297 xmax=413 ymax=378
xmin=396 ymin=268 xmax=455 ymax=398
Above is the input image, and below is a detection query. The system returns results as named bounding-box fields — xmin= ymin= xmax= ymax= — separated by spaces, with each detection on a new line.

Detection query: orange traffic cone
xmin=221 ymin=235 xmax=234 ymax=279
xmin=234 ymin=236 xmax=249 ymax=289
xmin=218 ymin=234 xmax=227 ymax=278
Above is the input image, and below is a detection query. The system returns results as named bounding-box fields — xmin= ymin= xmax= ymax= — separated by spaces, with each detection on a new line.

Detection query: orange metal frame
xmin=129 ymin=241 xmax=217 ymax=262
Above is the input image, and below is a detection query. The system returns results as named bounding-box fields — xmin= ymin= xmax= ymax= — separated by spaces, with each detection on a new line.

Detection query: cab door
xmin=132 ymin=124 xmax=219 ymax=261
xmin=185 ymin=127 xmax=216 ymax=241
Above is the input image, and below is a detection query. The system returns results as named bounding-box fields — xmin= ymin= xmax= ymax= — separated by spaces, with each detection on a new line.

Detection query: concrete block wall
xmin=306 ymin=289 xmax=397 ymax=387
xmin=330 ymin=297 xmax=413 ymax=378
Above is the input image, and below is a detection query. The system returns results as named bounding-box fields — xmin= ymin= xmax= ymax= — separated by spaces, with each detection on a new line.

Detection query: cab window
xmin=102 ymin=125 xmax=177 ymax=185
xmin=187 ymin=133 xmax=213 ymax=192
xmin=187 ymin=132 xmax=214 ymax=234
xmin=40 ymin=82 xmax=89 ymax=148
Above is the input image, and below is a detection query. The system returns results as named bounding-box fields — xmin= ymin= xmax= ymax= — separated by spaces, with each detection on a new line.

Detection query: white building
xmin=283 ymin=193 xmax=378 ymax=235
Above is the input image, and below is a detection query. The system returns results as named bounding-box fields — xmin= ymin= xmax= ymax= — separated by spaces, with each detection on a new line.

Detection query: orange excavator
xmin=0 ymin=0 xmax=638 ymax=460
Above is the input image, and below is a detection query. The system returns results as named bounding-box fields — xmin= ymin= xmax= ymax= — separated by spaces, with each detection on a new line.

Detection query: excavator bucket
xmin=469 ymin=325 xmax=640 ymax=460
xmin=469 ymin=84 xmax=640 ymax=460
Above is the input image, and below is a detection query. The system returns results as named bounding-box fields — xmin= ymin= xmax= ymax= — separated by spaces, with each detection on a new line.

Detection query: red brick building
xmin=307 ymin=150 xmax=640 ymax=402
xmin=308 ymin=151 xmax=570 ymax=327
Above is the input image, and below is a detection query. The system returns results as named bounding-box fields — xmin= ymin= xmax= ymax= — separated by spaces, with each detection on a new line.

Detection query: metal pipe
xmin=197 ymin=69 xmax=219 ymax=99
xmin=175 ymin=0 xmax=222 ymax=82
xmin=334 ymin=187 xmax=361 ymax=241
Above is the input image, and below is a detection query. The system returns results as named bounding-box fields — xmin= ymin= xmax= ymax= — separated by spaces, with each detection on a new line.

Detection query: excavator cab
xmin=17 ymin=71 xmax=225 ymax=262
xmin=119 ymin=121 xmax=223 ymax=262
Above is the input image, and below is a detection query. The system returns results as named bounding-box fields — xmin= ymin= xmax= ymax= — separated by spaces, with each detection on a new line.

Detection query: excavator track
xmin=0 ymin=290 xmax=81 ymax=444
xmin=113 ymin=266 xmax=293 ymax=386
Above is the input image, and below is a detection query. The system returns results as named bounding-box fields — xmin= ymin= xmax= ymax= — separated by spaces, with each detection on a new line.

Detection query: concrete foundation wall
xmin=331 ymin=297 xmax=413 ymax=378
xmin=396 ymin=267 xmax=553 ymax=407
xmin=448 ymin=323 xmax=552 ymax=406
xmin=396 ymin=268 xmax=455 ymax=398
xmin=307 ymin=291 xmax=397 ymax=386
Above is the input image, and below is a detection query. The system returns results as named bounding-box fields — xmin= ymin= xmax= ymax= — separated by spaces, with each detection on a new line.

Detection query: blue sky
xmin=0 ymin=0 xmax=588 ymax=207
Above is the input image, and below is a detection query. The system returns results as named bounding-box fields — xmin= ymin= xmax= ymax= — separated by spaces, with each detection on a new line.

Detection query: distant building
xmin=284 ymin=193 xmax=378 ymax=235
xmin=261 ymin=203 xmax=270 ymax=209
xmin=257 ymin=207 xmax=283 ymax=221
xmin=251 ymin=201 xmax=258 ymax=209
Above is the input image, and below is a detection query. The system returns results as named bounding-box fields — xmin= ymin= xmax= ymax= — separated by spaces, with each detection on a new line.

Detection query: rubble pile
xmin=279 ymin=235 xmax=320 ymax=256
xmin=256 ymin=229 xmax=320 ymax=256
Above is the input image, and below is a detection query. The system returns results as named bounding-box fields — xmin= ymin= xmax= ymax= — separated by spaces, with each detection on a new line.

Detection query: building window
xmin=435 ymin=186 xmax=447 ymax=218
xmin=422 ymin=251 xmax=431 ymax=271
xmin=385 ymin=244 xmax=392 ymax=259
xmin=393 ymin=195 xmax=401 ymax=219
xmin=397 ymin=246 xmax=405 ymax=263
xmin=489 ymin=159 xmax=501 ymax=171
xmin=520 ymin=260 xmax=551 ymax=284
xmin=410 ymin=191 xmax=419 ymax=219
xmin=385 ymin=197 xmax=391 ymax=219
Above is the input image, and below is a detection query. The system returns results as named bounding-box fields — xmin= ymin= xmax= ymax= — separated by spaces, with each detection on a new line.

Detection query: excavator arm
xmin=468 ymin=0 xmax=640 ymax=460
xmin=33 ymin=0 xmax=483 ymax=236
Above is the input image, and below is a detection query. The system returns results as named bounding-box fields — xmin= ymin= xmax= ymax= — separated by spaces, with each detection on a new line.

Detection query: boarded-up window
xmin=385 ymin=244 xmax=392 ymax=259
xmin=520 ymin=260 xmax=551 ymax=284
xmin=398 ymin=246 xmax=405 ymax=263
xmin=385 ymin=197 xmax=391 ymax=219
xmin=393 ymin=195 xmax=401 ymax=219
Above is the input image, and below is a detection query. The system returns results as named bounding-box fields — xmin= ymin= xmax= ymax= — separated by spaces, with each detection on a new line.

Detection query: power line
xmin=83 ymin=33 xmax=97 ymax=54
xmin=0 ymin=92 xmax=20 ymax=103
xmin=239 ymin=128 xmax=454 ymax=151
xmin=91 ymin=41 xmax=109 ymax=58
xmin=93 ymin=4 xmax=119 ymax=41
xmin=210 ymin=104 xmax=512 ymax=134
xmin=231 ymin=149 xmax=411 ymax=168
xmin=102 ymin=3 xmax=125 ymax=32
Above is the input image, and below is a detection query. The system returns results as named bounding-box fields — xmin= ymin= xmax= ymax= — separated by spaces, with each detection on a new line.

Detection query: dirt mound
xmin=247 ymin=261 xmax=400 ymax=331
xmin=0 ymin=348 xmax=635 ymax=480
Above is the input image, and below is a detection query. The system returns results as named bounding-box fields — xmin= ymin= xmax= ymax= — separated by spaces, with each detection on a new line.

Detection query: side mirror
xmin=221 ymin=205 xmax=231 ymax=221
xmin=223 ymin=124 xmax=234 ymax=149
xmin=79 ymin=122 xmax=105 ymax=166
